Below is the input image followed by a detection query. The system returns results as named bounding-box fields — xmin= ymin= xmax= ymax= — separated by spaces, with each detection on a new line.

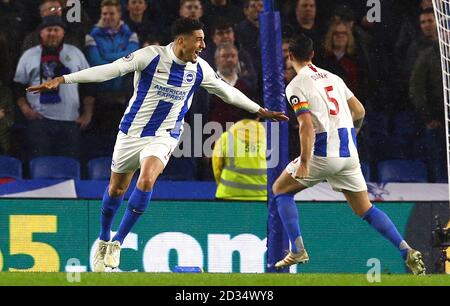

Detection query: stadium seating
xmin=389 ymin=111 xmax=417 ymax=160
xmin=392 ymin=111 xmax=417 ymax=139
xmin=0 ymin=156 xmax=22 ymax=179
xmin=30 ymin=156 xmax=80 ymax=180
xmin=159 ymin=157 xmax=197 ymax=181
xmin=365 ymin=112 xmax=391 ymax=161
xmin=377 ymin=160 xmax=428 ymax=183
xmin=88 ymin=157 xmax=112 ymax=180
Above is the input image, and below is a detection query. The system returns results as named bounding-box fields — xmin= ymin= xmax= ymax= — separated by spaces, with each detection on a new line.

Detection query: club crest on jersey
xmin=123 ymin=53 xmax=134 ymax=62
xmin=290 ymin=95 xmax=300 ymax=105
xmin=184 ymin=71 xmax=195 ymax=84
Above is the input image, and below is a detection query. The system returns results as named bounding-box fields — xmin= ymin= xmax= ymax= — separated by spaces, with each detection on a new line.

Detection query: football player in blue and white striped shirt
xmin=271 ymin=34 xmax=425 ymax=275
xmin=28 ymin=18 xmax=288 ymax=272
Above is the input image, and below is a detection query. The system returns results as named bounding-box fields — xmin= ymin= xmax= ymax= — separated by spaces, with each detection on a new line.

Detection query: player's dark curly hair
xmin=289 ymin=34 xmax=314 ymax=62
xmin=172 ymin=18 xmax=204 ymax=38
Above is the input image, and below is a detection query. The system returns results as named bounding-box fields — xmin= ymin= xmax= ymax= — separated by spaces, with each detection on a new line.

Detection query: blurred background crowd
xmin=0 ymin=0 xmax=447 ymax=183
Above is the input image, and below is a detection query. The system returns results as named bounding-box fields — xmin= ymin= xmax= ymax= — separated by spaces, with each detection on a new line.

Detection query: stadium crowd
xmin=0 ymin=0 xmax=446 ymax=182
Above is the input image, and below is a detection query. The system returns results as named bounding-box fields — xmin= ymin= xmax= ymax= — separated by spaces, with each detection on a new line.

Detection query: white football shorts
xmin=286 ymin=155 xmax=367 ymax=192
xmin=111 ymin=131 xmax=179 ymax=173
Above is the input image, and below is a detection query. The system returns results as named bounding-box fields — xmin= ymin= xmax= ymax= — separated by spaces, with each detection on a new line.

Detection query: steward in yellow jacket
xmin=212 ymin=118 xmax=267 ymax=200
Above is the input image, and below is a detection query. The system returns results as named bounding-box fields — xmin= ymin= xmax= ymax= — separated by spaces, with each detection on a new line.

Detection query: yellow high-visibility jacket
xmin=212 ymin=119 xmax=267 ymax=201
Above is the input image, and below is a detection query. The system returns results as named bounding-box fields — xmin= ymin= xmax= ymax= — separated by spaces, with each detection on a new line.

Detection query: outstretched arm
xmin=210 ymin=80 xmax=288 ymax=121
xmin=27 ymin=47 xmax=155 ymax=94
xmin=26 ymin=62 xmax=123 ymax=93
xmin=200 ymin=62 xmax=288 ymax=122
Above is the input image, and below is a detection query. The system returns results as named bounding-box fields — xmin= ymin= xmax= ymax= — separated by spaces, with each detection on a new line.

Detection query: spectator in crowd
xmin=282 ymin=38 xmax=300 ymax=161
xmin=124 ymin=0 xmax=160 ymax=46
xmin=208 ymin=43 xmax=256 ymax=130
xmin=16 ymin=0 xmax=41 ymax=34
xmin=178 ymin=0 xmax=207 ymax=41
xmin=13 ymin=16 xmax=94 ymax=158
xmin=235 ymin=0 xmax=263 ymax=76
xmin=395 ymin=0 xmax=433 ymax=67
xmin=85 ymin=0 xmax=139 ymax=135
xmin=329 ymin=4 xmax=376 ymax=103
xmin=22 ymin=0 xmax=91 ymax=52
xmin=203 ymin=0 xmax=244 ymax=30
xmin=399 ymin=8 xmax=438 ymax=88
xmin=283 ymin=0 xmax=324 ymax=47
xmin=201 ymin=19 xmax=257 ymax=89
xmin=86 ymin=0 xmax=139 ymax=93
xmin=319 ymin=21 xmax=360 ymax=95
xmin=410 ymin=42 xmax=446 ymax=181
xmin=179 ymin=0 xmax=203 ymax=20
xmin=142 ymin=36 xmax=161 ymax=48
xmin=212 ymin=111 xmax=267 ymax=201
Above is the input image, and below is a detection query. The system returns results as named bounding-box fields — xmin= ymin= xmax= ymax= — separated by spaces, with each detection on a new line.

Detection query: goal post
xmin=432 ymin=0 xmax=450 ymax=201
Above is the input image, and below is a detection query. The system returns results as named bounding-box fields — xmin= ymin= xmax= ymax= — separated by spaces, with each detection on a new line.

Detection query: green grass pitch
xmin=0 ymin=272 xmax=448 ymax=286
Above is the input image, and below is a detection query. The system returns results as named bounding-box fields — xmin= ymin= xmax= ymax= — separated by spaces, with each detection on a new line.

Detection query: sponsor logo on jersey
xmin=184 ymin=72 xmax=195 ymax=84
xmin=290 ymin=95 xmax=300 ymax=105
xmin=123 ymin=53 xmax=134 ymax=62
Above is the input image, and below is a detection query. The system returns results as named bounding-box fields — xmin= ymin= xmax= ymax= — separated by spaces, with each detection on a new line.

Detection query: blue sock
xmin=112 ymin=187 xmax=152 ymax=245
xmin=99 ymin=187 xmax=123 ymax=241
xmin=362 ymin=205 xmax=410 ymax=260
xmin=275 ymin=194 xmax=304 ymax=253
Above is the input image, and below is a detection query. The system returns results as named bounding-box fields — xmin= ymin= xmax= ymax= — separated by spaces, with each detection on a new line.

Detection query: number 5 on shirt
xmin=324 ymin=86 xmax=339 ymax=115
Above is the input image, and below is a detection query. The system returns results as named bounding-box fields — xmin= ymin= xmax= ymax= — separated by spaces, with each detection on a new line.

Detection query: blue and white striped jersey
xmin=286 ymin=64 xmax=358 ymax=158
xmin=110 ymin=43 xmax=260 ymax=139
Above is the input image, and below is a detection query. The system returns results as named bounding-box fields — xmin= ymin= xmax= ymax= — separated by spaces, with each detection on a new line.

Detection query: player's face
xmin=213 ymin=27 xmax=235 ymax=46
xmin=101 ymin=5 xmax=122 ymax=29
xmin=244 ymin=0 xmax=263 ymax=22
xmin=40 ymin=26 xmax=65 ymax=48
xmin=420 ymin=13 xmax=437 ymax=39
xmin=179 ymin=1 xmax=203 ymax=19
xmin=181 ymin=30 xmax=206 ymax=63
xmin=127 ymin=0 xmax=147 ymax=16
xmin=296 ymin=0 xmax=316 ymax=23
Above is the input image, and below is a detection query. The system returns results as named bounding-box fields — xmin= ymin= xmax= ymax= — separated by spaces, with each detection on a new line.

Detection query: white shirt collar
xmin=167 ymin=43 xmax=188 ymax=65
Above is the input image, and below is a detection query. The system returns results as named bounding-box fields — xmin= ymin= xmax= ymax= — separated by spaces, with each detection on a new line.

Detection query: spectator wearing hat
xmin=13 ymin=15 xmax=95 ymax=159
xmin=21 ymin=0 xmax=91 ymax=53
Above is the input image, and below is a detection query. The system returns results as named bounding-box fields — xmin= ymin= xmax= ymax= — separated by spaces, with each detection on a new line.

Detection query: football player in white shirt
xmin=28 ymin=18 xmax=288 ymax=272
xmin=271 ymin=34 xmax=425 ymax=275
